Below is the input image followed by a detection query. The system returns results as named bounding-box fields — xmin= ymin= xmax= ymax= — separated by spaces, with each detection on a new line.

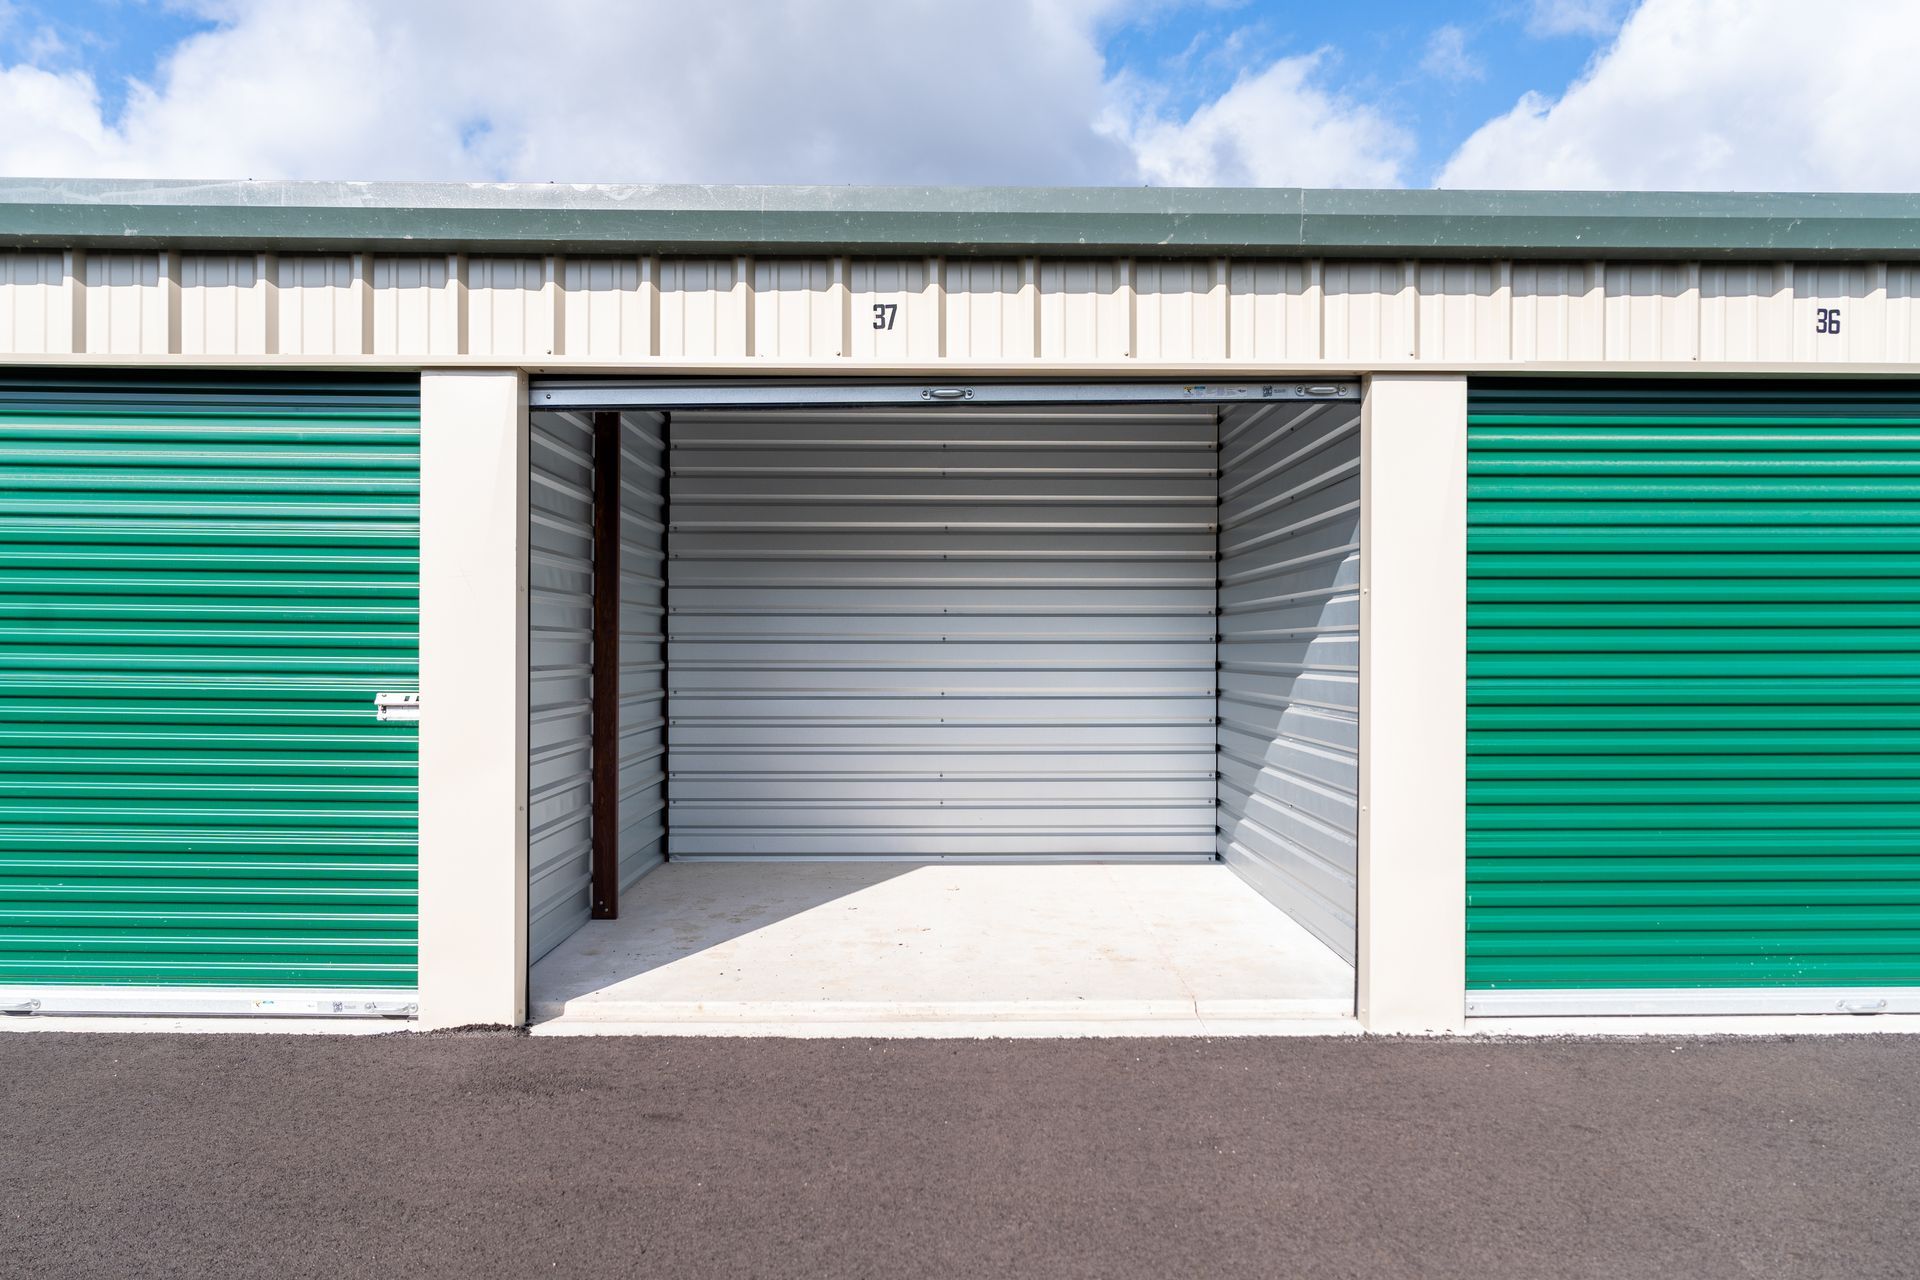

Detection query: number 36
xmin=1816 ymin=306 xmax=1842 ymax=335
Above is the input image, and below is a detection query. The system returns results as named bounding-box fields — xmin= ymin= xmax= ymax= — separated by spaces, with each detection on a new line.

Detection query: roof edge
xmin=2 ymin=179 xmax=1918 ymax=259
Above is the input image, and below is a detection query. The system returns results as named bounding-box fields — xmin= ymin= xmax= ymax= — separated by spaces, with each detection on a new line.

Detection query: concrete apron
xmin=528 ymin=862 xmax=1359 ymax=1038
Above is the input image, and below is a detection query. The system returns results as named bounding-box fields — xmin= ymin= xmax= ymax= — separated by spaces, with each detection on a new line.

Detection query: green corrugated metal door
xmin=1468 ymin=381 xmax=1920 ymax=1015
xmin=0 ymin=376 xmax=418 ymax=1015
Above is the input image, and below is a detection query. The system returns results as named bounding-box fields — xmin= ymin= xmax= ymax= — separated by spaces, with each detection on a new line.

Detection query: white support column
xmin=1358 ymin=374 xmax=1467 ymax=1034
xmin=418 ymin=370 xmax=529 ymax=1029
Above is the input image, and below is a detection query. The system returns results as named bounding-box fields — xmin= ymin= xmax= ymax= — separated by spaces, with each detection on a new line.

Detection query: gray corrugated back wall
xmin=1215 ymin=399 xmax=1362 ymax=963
xmin=528 ymin=411 xmax=670 ymax=964
xmin=617 ymin=412 xmax=669 ymax=889
xmin=528 ymin=411 xmax=595 ymax=959
xmin=664 ymin=406 xmax=1220 ymax=859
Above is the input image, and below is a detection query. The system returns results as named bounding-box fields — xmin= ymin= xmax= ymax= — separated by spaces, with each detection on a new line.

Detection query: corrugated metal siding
xmin=665 ymin=406 xmax=1219 ymax=859
xmin=0 ymin=375 xmax=419 ymax=989
xmin=527 ymin=411 xmax=594 ymax=959
xmin=1215 ymin=400 xmax=1362 ymax=962
xmin=618 ymin=412 xmax=667 ymax=888
xmin=1467 ymin=381 xmax=1920 ymax=993
xmin=0 ymin=252 xmax=72 ymax=354
xmin=8 ymin=250 xmax=1919 ymax=365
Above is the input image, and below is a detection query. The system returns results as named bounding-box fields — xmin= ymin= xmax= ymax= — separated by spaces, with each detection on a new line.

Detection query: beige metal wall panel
xmin=943 ymin=259 xmax=1031 ymax=360
xmin=13 ymin=248 xmax=1920 ymax=367
xmin=276 ymin=256 xmax=360 ymax=355
xmin=659 ymin=257 xmax=748 ymax=359
xmin=754 ymin=258 xmax=841 ymax=359
xmin=177 ymin=254 xmax=267 ymax=355
xmin=850 ymin=258 xmax=939 ymax=360
xmin=1039 ymin=259 xmax=1128 ymax=361
xmin=563 ymin=257 xmax=653 ymax=359
xmin=1227 ymin=260 xmax=1313 ymax=361
xmin=85 ymin=253 xmax=167 ymax=355
xmin=1135 ymin=260 xmax=1227 ymax=362
xmin=0 ymin=252 xmax=70 ymax=355
xmin=1358 ymin=374 xmax=1467 ymax=1034
xmin=1324 ymin=261 xmax=1413 ymax=362
xmin=1418 ymin=262 xmax=1507 ymax=362
xmin=418 ymin=369 xmax=528 ymax=1029
xmin=469 ymin=257 xmax=556 ymax=359
xmin=1793 ymin=262 xmax=1875 ymax=362
xmin=1888 ymin=267 xmax=1920 ymax=363
xmin=372 ymin=256 xmax=457 ymax=356
xmin=1510 ymin=262 xmax=1589 ymax=361
xmin=1602 ymin=263 xmax=1692 ymax=361
xmin=1700 ymin=263 xmax=1793 ymax=362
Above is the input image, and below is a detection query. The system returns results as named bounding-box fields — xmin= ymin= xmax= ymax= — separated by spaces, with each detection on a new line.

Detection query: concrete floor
xmin=530 ymin=862 xmax=1355 ymax=1035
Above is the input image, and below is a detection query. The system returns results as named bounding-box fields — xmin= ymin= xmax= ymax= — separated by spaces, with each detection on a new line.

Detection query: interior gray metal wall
xmin=527 ymin=411 xmax=596 ymax=960
xmin=1215 ymin=399 xmax=1362 ymax=963
xmin=664 ymin=405 xmax=1220 ymax=858
xmin=618 ymin=411 xmax=669 ymax=888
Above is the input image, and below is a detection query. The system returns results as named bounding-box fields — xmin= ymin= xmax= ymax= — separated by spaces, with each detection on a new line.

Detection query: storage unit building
xmin=2 ymin=179 xmax=1919 ymax=1032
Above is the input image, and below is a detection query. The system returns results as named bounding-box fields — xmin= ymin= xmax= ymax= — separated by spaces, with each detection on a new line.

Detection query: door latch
xmin=374 ymin=692 xmax=420 ymax=723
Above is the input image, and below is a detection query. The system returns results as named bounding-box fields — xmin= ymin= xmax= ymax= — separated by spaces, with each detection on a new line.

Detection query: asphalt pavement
xmin=3 ymin=1030 xmax=1914 ymax=1279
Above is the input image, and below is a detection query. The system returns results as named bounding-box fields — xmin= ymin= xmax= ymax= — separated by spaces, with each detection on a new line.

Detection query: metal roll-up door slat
xmin=1467 ymin=380 xmax=1920 ymax=1016
xmin=0 ymin=375 xmax=419 ymax=1013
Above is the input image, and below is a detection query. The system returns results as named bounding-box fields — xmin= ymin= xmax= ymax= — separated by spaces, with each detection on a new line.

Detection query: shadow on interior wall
xmin=1214 ymin=492 xmax=1361 ymax=964
xmin=530 ymin=861 xmax=919 ymax=1006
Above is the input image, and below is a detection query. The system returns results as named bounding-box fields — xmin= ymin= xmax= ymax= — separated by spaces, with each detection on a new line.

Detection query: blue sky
xmin=0 ymin=1 xmax=1912 ymax=190
xmin=1098 ymin=0 xmax=1613 ymax=183
xmin=0 ymin=0 xmax=209 ymax=113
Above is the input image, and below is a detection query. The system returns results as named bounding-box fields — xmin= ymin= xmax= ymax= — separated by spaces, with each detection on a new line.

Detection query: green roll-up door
xmin=0 ymin=376 xmax=418 ymax=1015
xmin=1468 ymin=381 xmax=1920 ymax=1015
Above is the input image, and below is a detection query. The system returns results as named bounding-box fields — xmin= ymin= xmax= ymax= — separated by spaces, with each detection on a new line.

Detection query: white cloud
xmin=1525 ymin=0 xmax=1629 ymax=37
xmin=0 ymin=0 xmax=1131 ymax=184
xmin=1442 ymin=0 xmax=1920 ymax=190
xmin=1420 ymin=24 xmax=1483 ymax=82
xmin=1103 ymin=52 xmax=1413 ymax=187
xmin=0 ymin=0 xmax=1415 ymax=188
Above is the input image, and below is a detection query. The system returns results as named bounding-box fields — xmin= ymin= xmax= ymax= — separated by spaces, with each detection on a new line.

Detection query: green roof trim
xmin=3 ymin=179 xmax=1919 ymax=259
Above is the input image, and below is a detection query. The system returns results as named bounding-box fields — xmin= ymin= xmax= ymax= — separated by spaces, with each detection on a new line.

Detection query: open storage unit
xmin=525 ymin=381 xmax=1363 ymax=1020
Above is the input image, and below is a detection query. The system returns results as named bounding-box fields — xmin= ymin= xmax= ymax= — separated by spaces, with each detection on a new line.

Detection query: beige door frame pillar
xmin=417 ymin=369 xmax=529 ymax=1029
xmin=1357 ymin=374 xmax=1468 ymax=1033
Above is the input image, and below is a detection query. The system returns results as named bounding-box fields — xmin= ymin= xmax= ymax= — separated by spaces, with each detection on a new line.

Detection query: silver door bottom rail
xmin=1466 ymin=987 xmax=1920 ymax=1017
xmin=0 ymin=986 xmax=420 ymax=1018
